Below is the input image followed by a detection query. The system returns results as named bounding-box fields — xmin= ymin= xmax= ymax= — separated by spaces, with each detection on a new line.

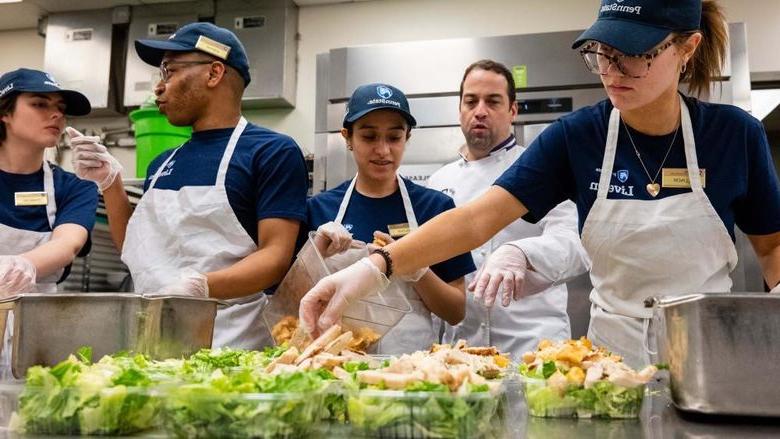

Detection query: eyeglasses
xmin=579 ymin=39 xmax=677 ymax=79
xmin=158 ymin=60 xmax=214 ymax=82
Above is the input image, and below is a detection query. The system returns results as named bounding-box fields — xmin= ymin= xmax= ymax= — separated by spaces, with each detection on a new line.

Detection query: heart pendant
xmin=646 ymin=183 xmax=661 ymax=197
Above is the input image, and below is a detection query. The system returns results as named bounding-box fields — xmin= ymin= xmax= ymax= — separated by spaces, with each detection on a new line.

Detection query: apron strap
xmin=148 ymin=147 xmax=181 ymax=189
xmin=42 ymin=161 xmax=57 ymax=230
xmin=216 ymin=116 xmax=248 ymax=188
xmin=678 ymin=95 xmax=704 ymax=193
xmin=334 ymin=173 xmax=419 ymax=230
xmin=597 ymin=108 xmax=622 ymax=200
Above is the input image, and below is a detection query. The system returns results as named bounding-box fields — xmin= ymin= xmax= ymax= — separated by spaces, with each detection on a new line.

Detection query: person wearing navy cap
xmin=68 ymin=22 xmax=309 ymax=350
xmin=0 ymin=68 xmax=98 ymax=374
xmin=300 ymin=0 xmax=780 ymax=367
xmin=299 ymin=83 xmax=475 ymax=353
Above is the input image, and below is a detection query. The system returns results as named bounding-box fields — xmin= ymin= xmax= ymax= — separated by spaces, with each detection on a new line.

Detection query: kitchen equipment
xmin=648 ymin=293 xmax=780 ymax=416
xmin=0 ymin=293 xmax=218 ymax=379
xmin=262 ymin=232 xmax=411 ymax=348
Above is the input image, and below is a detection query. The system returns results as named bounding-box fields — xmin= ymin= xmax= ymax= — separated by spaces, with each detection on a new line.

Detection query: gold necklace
xmin=621 ymin=119 xmax=678 ymax=197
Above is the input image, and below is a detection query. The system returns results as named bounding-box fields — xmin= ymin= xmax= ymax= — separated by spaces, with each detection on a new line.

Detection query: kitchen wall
xmin=0 ymin=0 xmax=778 ymax=167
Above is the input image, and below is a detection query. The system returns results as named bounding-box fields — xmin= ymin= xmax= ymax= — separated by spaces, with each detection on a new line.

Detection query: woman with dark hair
xmin=301 ymin=83 xmax=475 ymax=354
xmin=0 ymin=68 xmax=97 ymax=373
xmin=300 ymin=0 xmax=780 ymax=367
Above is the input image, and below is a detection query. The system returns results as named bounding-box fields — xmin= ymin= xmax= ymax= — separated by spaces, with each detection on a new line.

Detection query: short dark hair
xmin=459 ymin=59 xmax=516 ymax=105
xmin=0 ymin=93 xmax=18 ymax=143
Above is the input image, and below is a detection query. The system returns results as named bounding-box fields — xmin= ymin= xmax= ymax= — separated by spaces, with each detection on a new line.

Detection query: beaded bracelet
xmin=370 ymin=248 xmax=393 ymax=278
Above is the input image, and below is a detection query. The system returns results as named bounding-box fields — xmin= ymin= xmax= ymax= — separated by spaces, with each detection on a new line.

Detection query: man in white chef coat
xmin=427 ymin=59 xmax=590 ymax=359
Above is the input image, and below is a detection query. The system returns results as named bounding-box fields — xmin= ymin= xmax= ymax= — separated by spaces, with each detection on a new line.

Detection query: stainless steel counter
xmin=506 ymin=376 xmax=780 ymax=439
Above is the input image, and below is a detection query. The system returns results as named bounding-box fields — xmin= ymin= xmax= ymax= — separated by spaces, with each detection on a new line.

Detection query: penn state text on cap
xmin=343 ymin=83 xmax=417 ymax=128
xmin=572 ymin=0 xmax=702 ymax=56
xmin=0 ymin=68 xmax=91 ymax=116
xmin=135 ymin=22 xmax=252 ymax=86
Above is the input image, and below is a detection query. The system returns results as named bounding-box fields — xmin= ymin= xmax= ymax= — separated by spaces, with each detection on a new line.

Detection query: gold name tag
xmin=195 ymin=35 xmax=231 ymax=60
xmin=15 ymin=191 xmax=48 ymax=206
xmin=387 ymin=223 xmax=410 ymax=238
xmin=662 ymin=168 xmax=706 ymax=188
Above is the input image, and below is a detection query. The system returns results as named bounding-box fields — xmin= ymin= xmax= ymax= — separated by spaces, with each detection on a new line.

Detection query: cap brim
xmin=343 ymin=107 xmax=417 ymax=128
xmin=134 ymin=39 xmax=195 ymax=67
xmin=572 ymin=18 xmax=671 ymax=56
xmin=59 ymin=90 xmax=91 ymax=116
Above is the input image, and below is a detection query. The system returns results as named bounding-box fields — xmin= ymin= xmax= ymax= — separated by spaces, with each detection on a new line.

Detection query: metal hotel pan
xmin=648 ymin=293 xmax=780 ymax=417
xmin=0 ymin=293 xmax=218 ymax=378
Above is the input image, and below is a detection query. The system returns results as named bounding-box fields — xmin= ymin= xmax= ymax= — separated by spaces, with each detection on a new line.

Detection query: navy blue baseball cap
xmin=343 ymin=83 xmax=417 ymax=128
xmin=0 ymin=68 xmax=91 ymax=116
xmin=135 ymin=22 xmax=251 ymax=86
xmin=572 ymin=0 xmax=702 ymax=56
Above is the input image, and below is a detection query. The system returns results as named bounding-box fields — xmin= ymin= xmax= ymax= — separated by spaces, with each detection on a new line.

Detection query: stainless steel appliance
xmin=314 ymin=24 xmax=757 ymax=337
xmin=649 ymin=293 xmax=780 ymax=416
xmin=0 ymin=294 xmax=219 ymax=378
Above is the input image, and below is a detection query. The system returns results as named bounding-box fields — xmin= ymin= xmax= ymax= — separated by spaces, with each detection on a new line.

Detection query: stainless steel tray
xmin=0 ymin=293 xmax=218 ymax=378
xmin=649 ymin=293 xmax=780 ymax=417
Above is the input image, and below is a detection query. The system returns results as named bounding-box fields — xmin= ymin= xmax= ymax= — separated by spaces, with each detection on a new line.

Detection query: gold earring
xmin=681 ymin=61 xmax=688 ymax=74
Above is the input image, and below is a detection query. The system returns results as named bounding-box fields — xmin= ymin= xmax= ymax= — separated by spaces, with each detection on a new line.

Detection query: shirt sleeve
xmin=254 ymin=137 xmax=308 ymax=223
xmin=733 ymin=118 xmax=780 ymax=235
xmin=53 ymin=177 xmax=98 ymax=232
xmin=509 ymin=199 xmax=590 ymax=295
xmin=493 ymin=121 xmax=575 ymax=223
xmin=427 ymin=197 xmax=476 ymax=283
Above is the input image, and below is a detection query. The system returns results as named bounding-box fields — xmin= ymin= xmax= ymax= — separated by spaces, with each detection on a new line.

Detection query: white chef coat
xmin=427 ymin=135 xmax=590 ymax=359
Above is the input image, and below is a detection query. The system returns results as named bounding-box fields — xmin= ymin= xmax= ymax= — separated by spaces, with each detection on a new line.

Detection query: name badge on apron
xmin=387 ymin=222 xmax=411 ymax=238
xmin=15 ymin=192 xmax=48 ymax=206
xmin=662 ymin=168 xmax=706 ymax=189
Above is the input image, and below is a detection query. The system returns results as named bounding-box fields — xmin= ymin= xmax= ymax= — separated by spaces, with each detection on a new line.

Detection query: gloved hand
xmin=314 ymin=222 xmax=356 ymax=257
xmin=0 ymin=255 xmax=37 ymax=297
xmin=299 ymin=257 xmax=389 ymax=337
xmin=66 ymin=127 xmax=123 ymax=192
xmin=469 ymin=243 xmax=532 ymax=307
xmin=156 ymin=270 xmax=209 ymax=297
xmin=367 ymin=231 xmax=428 ymax=282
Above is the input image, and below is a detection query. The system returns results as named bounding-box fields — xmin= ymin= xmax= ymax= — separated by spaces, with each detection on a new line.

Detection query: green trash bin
xmin=129 ymin=104 xmax=192 ymax=178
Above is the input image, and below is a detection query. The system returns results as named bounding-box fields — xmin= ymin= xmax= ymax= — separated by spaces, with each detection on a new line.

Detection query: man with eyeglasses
xmin=68 ymin=22 xmax=309 ymax=350
xmin=426 ymin=60 xmax=589 ymax=359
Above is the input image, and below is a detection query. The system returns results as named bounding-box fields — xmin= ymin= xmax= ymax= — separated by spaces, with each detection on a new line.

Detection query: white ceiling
xmin=0 ymin=0 xmax=378 ymax=31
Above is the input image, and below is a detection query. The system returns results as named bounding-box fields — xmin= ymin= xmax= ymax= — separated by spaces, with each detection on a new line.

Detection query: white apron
xmin=334 ymin=174 xmax=436 ymax=354
xmin=428 ymin=139 xmax=571 ymax=358
xmin=0 ymin=161 xmax=61 ymax=376
xmin=122 ymin=117 xmax=271 ymax=350
xmin=581 ymin=96 xmax=737 ymax=368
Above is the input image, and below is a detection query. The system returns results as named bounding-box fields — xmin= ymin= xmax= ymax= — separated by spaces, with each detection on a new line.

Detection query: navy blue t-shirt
xmin=495 ymin=96 xmax=780 ymax=240
xmin=0 ymin=163 xmax=98 ymax=265
xmin=144 ymin=123 xmax=308 ymax=244
xmin=305 ymin=178 xmax=476 ymax=283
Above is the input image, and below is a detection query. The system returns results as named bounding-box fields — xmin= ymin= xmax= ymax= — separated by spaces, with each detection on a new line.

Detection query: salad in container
xmin=343 ymin=341 xmax=510 ymax=438
xmin=519 ymin=337 xmax=658 ymax=419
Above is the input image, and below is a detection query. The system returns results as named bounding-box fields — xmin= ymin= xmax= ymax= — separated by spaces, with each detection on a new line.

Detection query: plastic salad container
xmin=2 ymin=352 xmax=169 ymax=435
xmin=160 ymin=368 xmax=329 ymax=439
xmin=262 ymin=232 xmax=411 ymax=349
xmin=518 ymin=338 xmax=655 ymax=419
xmin=522 ymin=376 xmax=645 ymax=419
xmin=346 ymin=385 xmax=507 ymax=439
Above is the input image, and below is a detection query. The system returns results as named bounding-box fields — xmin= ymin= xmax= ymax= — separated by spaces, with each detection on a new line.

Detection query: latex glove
xmin=66 ymin=127 xmax=123 ymax=191
xmin=156 ymin=270 xmax=209 ymax=297
xmin=469 ymin=243 xmax=530 ymax=307
xmin=314 ymin=221 xmax=356 ymax=257
xmin=367 ymin=231 xmax=428 ymax=282
xmin=0 ymin=255 xmax=37 ymax=297
xmin=299 ymin=257 xmax=389 ymax=337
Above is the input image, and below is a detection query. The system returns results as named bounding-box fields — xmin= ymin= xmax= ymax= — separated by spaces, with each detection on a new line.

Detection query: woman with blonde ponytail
xmin=299 ymin=0 xmax=780 ymax=369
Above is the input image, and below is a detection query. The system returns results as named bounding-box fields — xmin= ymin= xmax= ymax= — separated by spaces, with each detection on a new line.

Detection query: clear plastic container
xmin=522 ymin=377 xmax=646 ymax=419
xmin=263 ymin=232 xmax=411 ymax=348
xmin=346 ymin=385 xmax=507 ymax=439
xmin=160 ymin=386 xmax=326 ymax=439
xmin=0 ymin=382 xmax=163 ymax=435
